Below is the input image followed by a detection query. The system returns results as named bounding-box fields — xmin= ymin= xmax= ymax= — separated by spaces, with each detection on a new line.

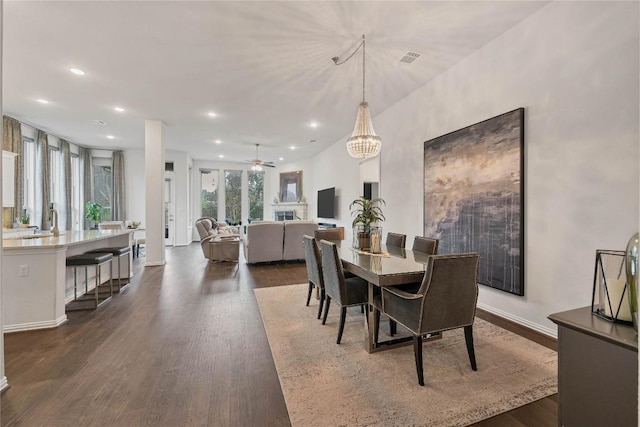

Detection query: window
xmin=248 ymin=170 xmax=264 ymax=222
xmin=92 ymin=157 xmax=112 ymax=221
xmin=224 ymin=170 xmax=242 ymax=225
xmin=200 ymin=169 xmax=219 ymax=219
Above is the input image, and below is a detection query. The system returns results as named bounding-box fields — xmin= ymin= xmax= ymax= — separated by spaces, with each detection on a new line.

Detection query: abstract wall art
xmin=423 ymin=108 xmax=524 ymax=295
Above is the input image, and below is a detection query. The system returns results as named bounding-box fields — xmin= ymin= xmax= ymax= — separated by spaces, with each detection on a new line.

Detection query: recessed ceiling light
xmin=114 ymin=107 xmax=125 ymax=112
xmin=69 ymin=68 xmax=85 ymax=76
xmin=37 ymin=99 xmax=50 ymax=104
xmin=279 ymin=157 xmax=284 ymax=161
xmin=106 ymin=135 xmax=115 ymax=140
xmin=218 ymin=154 xmax=224 ymax=158
xmin=208 ymin=112 xmax=217 ymax=118
xmin=309 ymin=139 xmax=317 ymax=144
xmin=214 ymin=139 xmax=222 ymax=144
xmin=289 ymin=146 xmax=296 ymax=150
xmin=310 ymin=121 xmax=319 ymax=128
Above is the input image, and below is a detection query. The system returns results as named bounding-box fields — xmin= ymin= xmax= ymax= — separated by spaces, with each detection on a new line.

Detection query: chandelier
xmin=333 ymin=35 xmax=381 ymax=159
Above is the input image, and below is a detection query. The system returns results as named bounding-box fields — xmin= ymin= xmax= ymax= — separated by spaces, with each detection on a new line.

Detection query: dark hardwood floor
xmin=1 ymin=243 xmax=557 ymax=426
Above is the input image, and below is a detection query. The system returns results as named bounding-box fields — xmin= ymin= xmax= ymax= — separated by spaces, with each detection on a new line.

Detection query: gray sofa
xmin=244 ymin=220 xmax=317 ymax=264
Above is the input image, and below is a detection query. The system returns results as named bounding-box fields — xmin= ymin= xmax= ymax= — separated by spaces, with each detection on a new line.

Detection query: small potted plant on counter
xmin=85 ymin=201 xmax=103 ymax=229
xmin=19 ymin=213 xmax=30 ymax=228
xmin=350 ymin=196 xmax=385 ymax=251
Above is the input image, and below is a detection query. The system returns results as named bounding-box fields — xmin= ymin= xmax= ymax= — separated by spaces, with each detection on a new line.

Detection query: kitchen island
xmin=2 ymin=229 xmax=133 ymax=332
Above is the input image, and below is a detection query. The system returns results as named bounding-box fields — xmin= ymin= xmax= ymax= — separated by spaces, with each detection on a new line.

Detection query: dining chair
xmin=385 ymin=232 xmax=406 ymax=248
xmin=318 ymin=240 xmax=369 ymax=344
xmin=303 ymin=235 xmax=325 ymax=319
xmin=412 ymin=236 xmax=439 ymax=255
xmin=372 ymin=253 xmax=480 ymax=386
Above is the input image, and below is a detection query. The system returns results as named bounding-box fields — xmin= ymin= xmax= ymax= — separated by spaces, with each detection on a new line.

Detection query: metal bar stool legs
xmin=87 ymin=246 xmax=131 ymax=292
xmin=66 ymin=252 xmax=113 ymax=311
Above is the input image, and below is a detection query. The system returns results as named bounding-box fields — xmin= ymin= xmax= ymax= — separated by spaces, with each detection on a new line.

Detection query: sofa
xmin=195 ymin=217 xmax=241 ymax=261
xmin=244 ymin=220 xmax=318 ymax=264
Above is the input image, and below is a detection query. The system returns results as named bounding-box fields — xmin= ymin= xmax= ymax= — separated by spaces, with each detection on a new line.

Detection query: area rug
xmin=255 ymin=284 xmax=557 ymax=427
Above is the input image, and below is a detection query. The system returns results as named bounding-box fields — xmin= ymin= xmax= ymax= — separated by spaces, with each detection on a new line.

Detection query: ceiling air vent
xmin=399 ymin=51 xmax=421 ymax=64
xmin=91 ymin=120 xmax=107 ymax=125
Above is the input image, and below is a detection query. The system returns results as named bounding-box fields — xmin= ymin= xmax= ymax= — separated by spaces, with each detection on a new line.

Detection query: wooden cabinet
xmin=2 ymin=150 xmax=17 ymax=207
xmin=549 ymin=307 xmax=638 ymax=427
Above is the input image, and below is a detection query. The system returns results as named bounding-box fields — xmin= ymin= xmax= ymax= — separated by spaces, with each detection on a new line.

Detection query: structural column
xmin=0 ymin=0 xmax=7 ymax=393
xmin=144 ymin=120 xmax=166 ymax=266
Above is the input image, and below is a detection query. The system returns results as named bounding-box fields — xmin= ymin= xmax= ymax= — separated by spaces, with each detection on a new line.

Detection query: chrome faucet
xmin=49 ymin=208 xmax=59 ymax=237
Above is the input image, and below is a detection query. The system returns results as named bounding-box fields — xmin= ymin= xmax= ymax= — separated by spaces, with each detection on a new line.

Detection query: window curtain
xmin=111 ymin=150 xmax=126 ymax=221
xmin=36 ymin=130 xmax=50 ymax=230
xmin=61 ymin=140 xmax=72 ymax=230
xmin=2 ymin=116 xmax=23 ymax=227
xmin=80 ymin=147 xmax=92 ymax=229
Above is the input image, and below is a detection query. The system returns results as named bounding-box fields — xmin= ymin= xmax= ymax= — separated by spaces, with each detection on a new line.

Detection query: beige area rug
xmin=255 ymin=284 xmax=557 ymax=427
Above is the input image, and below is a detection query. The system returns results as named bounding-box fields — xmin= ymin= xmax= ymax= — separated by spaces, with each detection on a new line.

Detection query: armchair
xmin=195 ymin=217 xmax=240 ymax=262
xmin=373 ymin=253 xmax=480 ymax=386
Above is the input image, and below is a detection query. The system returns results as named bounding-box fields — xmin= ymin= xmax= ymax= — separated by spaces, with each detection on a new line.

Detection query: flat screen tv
xmin=317 ymin=187 xmax=335 ymax=218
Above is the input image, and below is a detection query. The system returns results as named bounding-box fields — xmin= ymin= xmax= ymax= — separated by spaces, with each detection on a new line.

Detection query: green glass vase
xmin=626 ymin=232 xmax=639 ymax=331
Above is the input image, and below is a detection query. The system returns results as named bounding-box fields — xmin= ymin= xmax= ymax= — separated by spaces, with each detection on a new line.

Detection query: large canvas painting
xmin=424 ymin=108 xmax=524 ymax=295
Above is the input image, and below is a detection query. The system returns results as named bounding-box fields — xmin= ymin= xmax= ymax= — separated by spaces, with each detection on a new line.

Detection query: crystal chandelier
xmin=333 ymin=35 xmax=381 ymax=159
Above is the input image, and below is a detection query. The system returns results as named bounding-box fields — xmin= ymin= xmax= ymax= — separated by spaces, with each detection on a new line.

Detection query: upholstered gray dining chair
xmin=318 ymin=240 xmax=369 ymax=344
xmin=303 ymin=235 xmax=325 ymax=319
xmin=373 ymin=252 xmax=480 ymax=386
xmin=385 ymin=232 xmax=406 ymax=248
xmin=412 ymin=236 xmax=439 ymax=255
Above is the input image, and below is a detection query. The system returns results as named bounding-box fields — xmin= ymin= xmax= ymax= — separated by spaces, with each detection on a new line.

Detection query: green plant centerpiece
xmin=350 ymin=196 xmax=385 ymax=251
xmin=85 ymin=201 xmax=103 ymax=229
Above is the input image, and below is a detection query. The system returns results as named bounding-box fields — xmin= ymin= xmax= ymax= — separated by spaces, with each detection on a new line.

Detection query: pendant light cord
xmin=331 ymin=35 xmax=367 ymax=103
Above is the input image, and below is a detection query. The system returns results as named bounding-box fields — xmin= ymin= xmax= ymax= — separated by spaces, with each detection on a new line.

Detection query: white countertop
xmin=2 ymin=229 xmax=134 ymax=250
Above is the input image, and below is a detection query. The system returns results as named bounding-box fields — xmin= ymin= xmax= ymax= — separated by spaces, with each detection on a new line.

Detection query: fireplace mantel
xmin=271 ymin=202 xmax=308 ymax=221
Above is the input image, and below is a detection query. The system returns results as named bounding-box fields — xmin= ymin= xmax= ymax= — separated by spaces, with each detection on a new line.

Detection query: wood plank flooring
xmin=1 ymin=243 xmax=557 ymax=426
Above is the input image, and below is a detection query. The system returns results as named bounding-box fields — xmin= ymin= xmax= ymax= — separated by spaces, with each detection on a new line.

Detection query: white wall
xmin=313 ymin=1 xmax=640 ymax=336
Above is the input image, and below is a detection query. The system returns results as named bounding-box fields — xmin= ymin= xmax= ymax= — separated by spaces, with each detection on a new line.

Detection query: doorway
xmin=165 ymin=175 xmax=175 ymax=246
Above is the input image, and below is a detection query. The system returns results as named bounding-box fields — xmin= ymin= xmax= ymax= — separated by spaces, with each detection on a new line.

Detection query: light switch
xmin=18 ymin=265 xmax=29 ymax=277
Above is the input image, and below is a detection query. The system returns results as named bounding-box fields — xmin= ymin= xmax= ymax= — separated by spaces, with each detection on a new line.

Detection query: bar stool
xmin=65 ymin=252 xmax=113 ymax=311
xmin=87 ymin=246 xmax=131 ymax=292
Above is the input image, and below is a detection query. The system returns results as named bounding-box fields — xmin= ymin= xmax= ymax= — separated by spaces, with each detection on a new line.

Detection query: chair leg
xmin=337 ymin=306 xmax=347 ymax=344
xmin=413 ymin=335 xmax=424 ymax=386
xmin=390 ymin=319 xmax=397 ymax=336
xmin=322 ymin=296 xmax=331 ymax=325
xmin=306 ymin=282 xmax=314 ymax=306
xmin=464 ymin=325 xmax=477 ymax=371
xmin=317 ymin=288 xmax=325 ymax=320
xmin=360 ymin=304 xmax=364 ymax=313
xmin=373 ymin=308 xmax=380 ymax=345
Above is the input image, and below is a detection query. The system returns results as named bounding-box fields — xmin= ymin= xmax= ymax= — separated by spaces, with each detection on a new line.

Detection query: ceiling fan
xmin=243 ymin=144 xmax=275 ymax=171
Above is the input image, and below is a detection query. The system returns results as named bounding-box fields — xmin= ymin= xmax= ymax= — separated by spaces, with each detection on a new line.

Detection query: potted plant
xmin=350 ymin=196 xmax=385 ymax=250
xmin=85 ymin=201 xmax=103 ymax=229
xmin=19 ymin=213 xmax=30 ymax=228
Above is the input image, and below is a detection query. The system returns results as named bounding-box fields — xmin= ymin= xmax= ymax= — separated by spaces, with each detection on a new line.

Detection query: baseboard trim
xmin=144 ymin=260 xmax=167 ymax=267
xmin=476 ymin=302 xmax=557 ymax=339
xmin=3 ymin=315 xmax=68 ymax=333
xmin=0 ymin=377 xmax=8 ymax=393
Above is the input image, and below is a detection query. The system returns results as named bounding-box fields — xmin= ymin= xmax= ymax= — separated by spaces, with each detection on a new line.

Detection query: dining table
xmin=335 ymin=243 xmax=433 ymax=353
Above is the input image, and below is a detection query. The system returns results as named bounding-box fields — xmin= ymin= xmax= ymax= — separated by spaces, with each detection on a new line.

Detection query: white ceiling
xmin=3 ymin=1 xmax=548 ymax=164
